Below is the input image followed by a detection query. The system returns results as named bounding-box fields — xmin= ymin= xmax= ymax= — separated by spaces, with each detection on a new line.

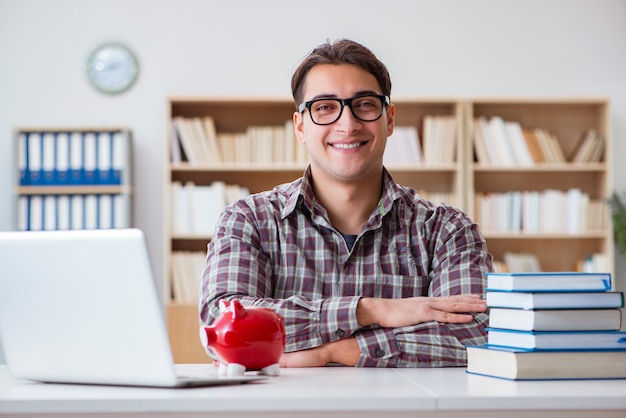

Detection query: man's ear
xmin=386 ymin=103 xmax=395 ymax=137
xmin=293 ymin=111 xmax=306 ymax=145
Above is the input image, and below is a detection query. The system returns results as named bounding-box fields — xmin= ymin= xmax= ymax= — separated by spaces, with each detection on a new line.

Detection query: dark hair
xmin=291 ymin=39 xmax=392 ymax=108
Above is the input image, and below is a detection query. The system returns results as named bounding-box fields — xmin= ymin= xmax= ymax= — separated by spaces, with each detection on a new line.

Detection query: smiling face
xmin=294 ymin=64 xmax=395 ymax=185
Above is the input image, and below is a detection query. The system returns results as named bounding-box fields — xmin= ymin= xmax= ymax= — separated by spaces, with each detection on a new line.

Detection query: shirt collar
xmin=281 ymin=165 xmax=402 ymax=221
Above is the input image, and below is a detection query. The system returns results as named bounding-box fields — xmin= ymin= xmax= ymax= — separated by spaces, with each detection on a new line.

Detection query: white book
xmin=170 ymin=181 xmax=191 ymax=235
xmin=190 ymin=184 xmax=212 ymax=236
xmin=172 ymin=117 xmax=202 ymax=164
xmin=190 ymin=118 xmax=214 ymax=164
xmin=505 ymin=121 xmax=534 ymax=166
xmin=203 ymin=117 xmax=223 ymax=163
xmin=283 ymin=119 xmax=295 ymax=164
xmin=488 ymin=116 xmax=516 ymax=165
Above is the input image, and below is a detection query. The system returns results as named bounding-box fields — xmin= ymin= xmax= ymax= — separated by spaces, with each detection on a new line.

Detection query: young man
xmin=199 ymin=39 xmax=492 ymax=368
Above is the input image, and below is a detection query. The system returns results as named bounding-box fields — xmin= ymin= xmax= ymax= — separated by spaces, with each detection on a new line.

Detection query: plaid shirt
xmin=200 ymin=167 xmax=492 ymax=367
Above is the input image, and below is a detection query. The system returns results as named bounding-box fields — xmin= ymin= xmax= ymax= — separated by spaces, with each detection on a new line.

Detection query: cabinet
xmin=465 ymin=99 xmax=613 ymax=274
xmin=14 ymin=127 xmax=132 ymax=231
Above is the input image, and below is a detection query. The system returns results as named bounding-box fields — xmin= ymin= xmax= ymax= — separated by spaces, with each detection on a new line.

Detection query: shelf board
xmin=16 ymin=185 xmax=132 ymax=195
xmin=170 ymin=162 xmax=458 ymax=172
xmin=473 ymin=163 xmax=606 ymax=172
xmin=483 ymin=231 xmax=608 ymax=239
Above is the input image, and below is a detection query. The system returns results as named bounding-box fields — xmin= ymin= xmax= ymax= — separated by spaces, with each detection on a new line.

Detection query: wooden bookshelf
xmin=164 ymin=97 xmax=614 ymax=362
xmin=164 ymin=97 xmax=465 ymax=362
xmin=465 ymin=98 xmax=613 ymax=275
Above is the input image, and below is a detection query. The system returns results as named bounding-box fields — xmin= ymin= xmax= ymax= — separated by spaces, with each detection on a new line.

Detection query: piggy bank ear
xmin=230 ymin=299 xmax=247 ymax=319
xmin=218 ymin=300 xmax=230 ymax=313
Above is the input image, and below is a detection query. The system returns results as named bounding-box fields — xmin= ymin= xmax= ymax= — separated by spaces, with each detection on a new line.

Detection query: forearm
xmin=354 ymin=313 xmax=489 ymax=368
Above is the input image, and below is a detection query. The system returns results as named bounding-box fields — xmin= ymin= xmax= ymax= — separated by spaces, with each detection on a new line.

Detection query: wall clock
xmin=86 ymin=43 xmax=139 ymax=94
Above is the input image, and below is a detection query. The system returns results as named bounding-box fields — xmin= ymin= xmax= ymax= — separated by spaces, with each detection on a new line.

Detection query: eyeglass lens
xmin=309 ymin=95 xmax=384 ymax=125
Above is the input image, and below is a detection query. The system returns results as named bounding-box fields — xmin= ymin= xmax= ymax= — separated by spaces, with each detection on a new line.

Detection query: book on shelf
xmin=472 ymin=116 xmax=590 ymax=166
xmin=171 ymin=116 xmax=302 ymax=165
xmin=466 ymin=345 xmax=626 ymax=380
xmin=486 ymin=328 xmax=626 ymax=350
xmin=488 ymin=308 xmax=622 ymax=332
xmin=474 ymin=188 xmax=606 ymax=234
xmin=421 ymin=115 xmax=456 ymax=164
xmin=383 ymin=126 xmax=422 ymax=166
xmin=486 ymin=271 xmax=612 ymax=292
xmin=568 ymin=129 xmax=605 ymax=163
xmin=170 ymin=251 xmax=205 ymax=305
xmin=170 ymin=181 xmax=249 ymax=237
xmin=486 ymin=290 xmax=624 ymax=310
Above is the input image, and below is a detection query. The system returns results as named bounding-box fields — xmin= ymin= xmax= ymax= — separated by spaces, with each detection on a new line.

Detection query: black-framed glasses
xmin=298 ymin=94 xmax=390 ymax=126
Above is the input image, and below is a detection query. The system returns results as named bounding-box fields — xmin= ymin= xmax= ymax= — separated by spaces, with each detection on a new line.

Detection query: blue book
xmin=466 ymin=345 xmax=626 ymax=380
xmin=486 ymin=290 xmax=624 ymax=310
xmin=486 ymin=328 xmax=626 ymax=350
xmin=486 ymin=271 xmax=612 ymax=292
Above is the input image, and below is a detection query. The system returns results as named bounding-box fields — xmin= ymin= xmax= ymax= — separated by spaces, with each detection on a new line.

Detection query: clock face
xmin=87 ymin=43 xmax=139 ymax=94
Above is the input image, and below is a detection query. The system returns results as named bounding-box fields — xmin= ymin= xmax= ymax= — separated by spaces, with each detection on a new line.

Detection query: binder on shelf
xmin=83 ymin=132 xmax=97 ymax=185
xmin=69 ymin=131 xmax=84 ymax=185
xmin=111 ymin=130 xmax=127 ymax=186
xmin=15 ymin=128 xmax=132 ymax=232
xmin=18 ymin=132 xmax=28 ymax=186
xmin=42 ymin=132 xmax=56 ymax=185
xmin=56 ymin=132 xmax=70 ymax=185
xmin=97 ymin=131 xmax=113 ymax=185
xmin=27 ymin=132 xmax=43 ymax=185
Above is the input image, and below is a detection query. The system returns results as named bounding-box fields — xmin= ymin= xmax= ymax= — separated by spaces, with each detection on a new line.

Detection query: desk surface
xmin=1 ymin=364 xmax=626 ymax=417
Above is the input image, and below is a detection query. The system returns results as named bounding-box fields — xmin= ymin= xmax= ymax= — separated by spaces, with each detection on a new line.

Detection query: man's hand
xmin=280 ymin=337 xmax=360 ymax=367
xmin=357 ymin=294 xmax=487 ymax=328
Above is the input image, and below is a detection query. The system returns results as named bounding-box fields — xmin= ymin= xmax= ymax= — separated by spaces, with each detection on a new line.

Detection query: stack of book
xmin=467 ymin=271 xmax=626 ymax=380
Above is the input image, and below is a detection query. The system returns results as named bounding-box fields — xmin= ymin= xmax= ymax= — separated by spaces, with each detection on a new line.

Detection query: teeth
xmin=333 ymin=142 xmax=361 ymax=149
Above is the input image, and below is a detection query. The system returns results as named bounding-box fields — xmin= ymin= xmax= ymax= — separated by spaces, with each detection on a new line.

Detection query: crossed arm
xmin=280 ymin=294 xmax=488 ymax=367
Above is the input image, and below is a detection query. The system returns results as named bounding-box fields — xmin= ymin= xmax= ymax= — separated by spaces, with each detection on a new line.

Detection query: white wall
xmin=1 ymin=0 xmax=625 ymax=362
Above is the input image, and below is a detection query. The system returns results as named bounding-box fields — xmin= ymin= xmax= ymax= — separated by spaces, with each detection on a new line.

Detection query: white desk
xmin=1 ymin=364 xmax=625 ymax=417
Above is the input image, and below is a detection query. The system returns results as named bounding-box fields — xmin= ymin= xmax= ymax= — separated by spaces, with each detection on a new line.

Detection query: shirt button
xmin=336 ymin=329 xmax=345 ymax=337
xmin=375 ymin=348 xmax=385 ymax=358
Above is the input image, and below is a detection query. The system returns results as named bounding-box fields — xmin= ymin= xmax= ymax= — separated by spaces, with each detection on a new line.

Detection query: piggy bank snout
xmin=199 ymin=326 xmax=217 ymax=347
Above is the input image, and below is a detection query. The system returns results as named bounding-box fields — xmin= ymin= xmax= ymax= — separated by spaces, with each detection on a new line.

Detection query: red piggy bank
xmin=200 ymin=299 xmax=286 ymax=376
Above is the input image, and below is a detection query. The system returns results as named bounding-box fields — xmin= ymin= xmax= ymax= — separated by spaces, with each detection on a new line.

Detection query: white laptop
xmin=0 ymin=228 xmax=265 ymax=388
